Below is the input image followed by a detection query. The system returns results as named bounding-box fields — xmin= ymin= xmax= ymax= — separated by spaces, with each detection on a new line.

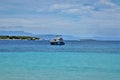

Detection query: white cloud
xmin=62 ymin=8 xmax=80 ymax=13
xmin=100 ymin=0 xmax=115 ymax=6
xmin=0 ymin=16 xmax=74 ymax=30
xmin=49 ymin=4 xmax=73 ymax=10
xmin=38 ymin=0 xmax=118 ymax=15
xmin=0 ymin=0 xmax=120 ymax=39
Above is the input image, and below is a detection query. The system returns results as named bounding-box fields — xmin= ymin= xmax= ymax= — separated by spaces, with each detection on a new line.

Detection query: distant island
xmin=0 ymin=36 xmax=40 ymax=40
xmin=0 ymin=31 xmax=78 ymax=40
xmin=79 ymin=39 xmax=97 ymax=41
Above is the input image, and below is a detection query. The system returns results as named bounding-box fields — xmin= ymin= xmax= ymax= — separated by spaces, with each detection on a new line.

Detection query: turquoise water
xmin=0 ymin=40 xmax=120 ymax=80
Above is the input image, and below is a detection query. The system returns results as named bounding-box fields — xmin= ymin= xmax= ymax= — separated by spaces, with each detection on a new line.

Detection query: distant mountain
xmin=36 ymin=34 xmax=78 ymax=40
xmin=0 ymin=31 xmax=35 ymax=36
xmin=79 ymin=39 xmax=97 ymax=41
xmin=35 ymin=34 xmax=56 ymax=40
xmin=0 ymin=31 xmax=78 ymax=40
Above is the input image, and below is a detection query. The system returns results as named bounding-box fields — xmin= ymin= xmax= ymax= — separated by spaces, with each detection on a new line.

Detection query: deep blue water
xmin=0 ymin=40 xmax=120 ymax=53
xmin=0 ymin=40 xmax=120 ymax=80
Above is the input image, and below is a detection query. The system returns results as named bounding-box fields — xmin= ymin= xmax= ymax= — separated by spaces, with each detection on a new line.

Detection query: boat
xmin=50 ymin=37 xmax=65 ymax=45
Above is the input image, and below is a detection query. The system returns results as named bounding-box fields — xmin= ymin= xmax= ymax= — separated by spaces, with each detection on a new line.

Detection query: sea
xmin=0 ymin=40 xmax=120 ymax=80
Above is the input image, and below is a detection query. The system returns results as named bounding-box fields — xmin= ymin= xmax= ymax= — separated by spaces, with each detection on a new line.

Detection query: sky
xmin=0 ymin=0 xmax=120 ymax=40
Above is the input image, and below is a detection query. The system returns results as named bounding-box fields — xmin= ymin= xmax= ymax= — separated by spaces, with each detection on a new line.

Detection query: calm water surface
xmin=0 ymin=40 xmax=120 ymax=80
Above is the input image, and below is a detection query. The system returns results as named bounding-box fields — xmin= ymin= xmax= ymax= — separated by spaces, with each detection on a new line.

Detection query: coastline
xmin=0 ymin=35 xmax=40 ymax=40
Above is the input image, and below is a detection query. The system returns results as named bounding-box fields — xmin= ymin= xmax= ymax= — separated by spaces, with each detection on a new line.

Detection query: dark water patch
xmin=0 ymin=40 xmax=120 ymax=53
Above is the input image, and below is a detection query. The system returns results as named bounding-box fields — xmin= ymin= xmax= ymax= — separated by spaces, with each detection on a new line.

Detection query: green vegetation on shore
xmin=0 ymin=35 xmax=40 ymax=40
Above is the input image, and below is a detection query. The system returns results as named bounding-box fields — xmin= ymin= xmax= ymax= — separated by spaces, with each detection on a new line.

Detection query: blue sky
xmin=0 ymin=0 xmax=120 ymax=40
